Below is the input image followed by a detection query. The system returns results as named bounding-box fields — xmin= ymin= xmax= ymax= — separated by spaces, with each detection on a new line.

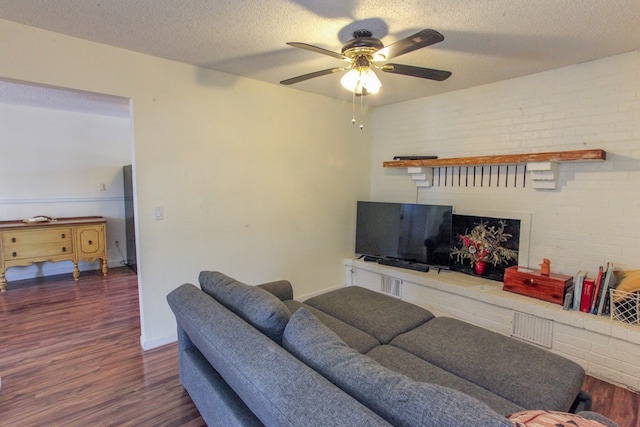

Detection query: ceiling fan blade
xmin=381 ymin=63 xmax=452 ymax=81
xmin=286 ymin=42 xmax=351 ymax=62
xmin=280 ymin=68 xmax=345 ymax=85
xmin=374 ymin=29 xmax=444 ymax=61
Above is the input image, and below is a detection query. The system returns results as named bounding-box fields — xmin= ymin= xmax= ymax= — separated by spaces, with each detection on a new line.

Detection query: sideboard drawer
xmin=2 ymin=228 xmax=73 ymax=246
xmin=5 ymin=241 xmax=74 ymax=260
xmin=3 ymin=228 xmax=74 ymax=260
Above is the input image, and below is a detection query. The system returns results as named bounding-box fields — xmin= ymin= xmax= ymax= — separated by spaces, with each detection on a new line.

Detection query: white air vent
xmin=381 ymin=276 xmax=402 ymax=298
xmin=511 ymin=311 xmax=553 ymax=348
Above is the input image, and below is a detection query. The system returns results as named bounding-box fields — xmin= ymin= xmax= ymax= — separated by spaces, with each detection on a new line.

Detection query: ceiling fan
xmin=280 ymin=29 xmax=451 ymax=95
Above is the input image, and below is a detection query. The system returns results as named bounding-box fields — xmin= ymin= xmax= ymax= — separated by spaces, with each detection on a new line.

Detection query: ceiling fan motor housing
xmin=341 ymin=30 xmax=384 ymax=58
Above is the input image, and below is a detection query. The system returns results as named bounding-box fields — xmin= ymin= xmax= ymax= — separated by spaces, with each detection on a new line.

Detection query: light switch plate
xmin=153 ymin=206 xmax=163 ymax=220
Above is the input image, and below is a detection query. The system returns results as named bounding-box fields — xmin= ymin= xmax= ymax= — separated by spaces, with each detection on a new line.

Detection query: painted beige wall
xmin=0 ymin=19 xmax=372 ymax=348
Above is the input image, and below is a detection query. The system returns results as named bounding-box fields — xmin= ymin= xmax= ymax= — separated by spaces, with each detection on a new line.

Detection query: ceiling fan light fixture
xmin=340 ymin=66 xmax=381 ymax=94
xmin=282 ymin=28 xmax=450 ymax=130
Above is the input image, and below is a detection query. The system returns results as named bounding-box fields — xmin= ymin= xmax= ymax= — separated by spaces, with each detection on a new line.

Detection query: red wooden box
xmin=503 ymin=265 xmax=572 ymax=305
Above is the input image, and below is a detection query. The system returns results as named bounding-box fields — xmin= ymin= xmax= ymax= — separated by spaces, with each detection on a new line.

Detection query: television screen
xmin=355 ymin=201 xmax=453 ymax=269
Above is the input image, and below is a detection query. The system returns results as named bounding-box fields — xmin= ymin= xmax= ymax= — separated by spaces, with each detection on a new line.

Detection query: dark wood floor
xmin=0 ymin=268 xmax=638 ymax=426
xmin=584 ymin=375 xmax=640 ymax=427
xmin=0 ymin=267 xmax=204 ymax=426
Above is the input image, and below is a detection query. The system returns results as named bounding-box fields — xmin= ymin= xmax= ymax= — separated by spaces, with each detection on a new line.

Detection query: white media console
xmin=344 ymin=257 xmax=640 ymax=392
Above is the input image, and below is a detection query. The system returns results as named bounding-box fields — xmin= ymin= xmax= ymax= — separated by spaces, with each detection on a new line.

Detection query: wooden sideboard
xmin=0 ymin=216 xmax=108 ymax=292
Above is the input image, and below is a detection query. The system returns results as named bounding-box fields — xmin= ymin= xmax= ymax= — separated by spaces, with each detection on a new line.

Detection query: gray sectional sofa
xmin=166 ymin=271 xmax=616 ymax=426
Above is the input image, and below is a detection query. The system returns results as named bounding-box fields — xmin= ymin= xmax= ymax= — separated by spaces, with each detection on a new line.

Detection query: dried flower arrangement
xmin=450 ymin=220 xmax=518 ymax=267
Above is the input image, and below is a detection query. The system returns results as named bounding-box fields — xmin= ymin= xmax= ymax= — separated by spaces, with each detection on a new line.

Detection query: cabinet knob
xmin=88 ymin=240 xmax=93 ymax=245
xmin=11 ymin=237 xmax=16 ymax=243
xmin=525 ymin=278 xmax=535 ymax=286
xmin=62 ymin=247 xmax=67 ymax=252
xmin=61 ymin=233 xmax=66 ymax=238
xmin=12 ymin=251 xmax=17 ymax=257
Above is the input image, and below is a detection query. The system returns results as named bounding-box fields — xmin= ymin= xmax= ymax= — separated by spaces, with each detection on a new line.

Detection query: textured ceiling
xmin=1 ymin=0 xmax=640 ymax=109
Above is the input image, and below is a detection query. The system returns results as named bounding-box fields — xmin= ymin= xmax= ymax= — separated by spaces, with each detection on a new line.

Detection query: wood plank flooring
xmin=0 ymin=268 xmax=638 ymax=426
xmin=584 ymin=376 xmax=640 ymax=427
xmin=0 ymin=267 xmax=204 ymax=427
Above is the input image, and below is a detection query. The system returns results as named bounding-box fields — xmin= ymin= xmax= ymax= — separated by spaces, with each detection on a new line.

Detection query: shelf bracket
xmin=407 ymin=167 xmax=433 ymax=187
xmin=527 ymin=161 xmax=558 ymax=190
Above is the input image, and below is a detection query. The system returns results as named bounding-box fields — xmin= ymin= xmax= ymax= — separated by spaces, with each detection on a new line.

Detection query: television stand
xmin=377 ymin=258 xmax=429 ymax=273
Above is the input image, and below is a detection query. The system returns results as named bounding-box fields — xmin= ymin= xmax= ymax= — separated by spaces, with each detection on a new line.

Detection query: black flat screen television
xmin=355 ymin=201 xmax=453 ymax=270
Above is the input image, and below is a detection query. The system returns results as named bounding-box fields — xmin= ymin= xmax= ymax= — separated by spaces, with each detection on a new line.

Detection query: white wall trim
xmin=296 ymin=284 xmax=346 ymax=302
xmin=140 ymin=334 xmax=176 ymax=351
xmin=0 ymin=196 xmax=124 ymax=204
xmin=4 ymin=260 xmax=126 ymax=282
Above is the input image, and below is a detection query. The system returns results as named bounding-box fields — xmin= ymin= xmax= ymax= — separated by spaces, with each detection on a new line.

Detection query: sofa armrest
xmin=177 ymin=323 xmax=195 ymax=352
xmin=257 ymin=280 xmax=293 ymax=301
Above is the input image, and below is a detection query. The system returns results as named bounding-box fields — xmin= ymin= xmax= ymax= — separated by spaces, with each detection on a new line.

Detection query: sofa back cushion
xmin=284 ymin=300 xmax=381 ymax=354
xmin=303 ymin=286 xmax=434 ymax=344
xmin=282 ymin=308 xmax=512 ymax=427
xmin=199 ymin=271 xmax=291 ymax=343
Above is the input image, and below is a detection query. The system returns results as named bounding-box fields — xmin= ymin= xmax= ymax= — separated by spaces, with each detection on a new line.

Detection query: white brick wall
xmin=371 ymin=50 xmax=640 ymax=275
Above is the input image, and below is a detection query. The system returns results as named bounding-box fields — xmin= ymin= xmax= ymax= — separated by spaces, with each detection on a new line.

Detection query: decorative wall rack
xmin=383 ymin=149 xmax=606 ymax=190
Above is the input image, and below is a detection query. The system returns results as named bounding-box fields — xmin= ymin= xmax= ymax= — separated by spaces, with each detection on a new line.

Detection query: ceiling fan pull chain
xmin=351 ymin=90 xmax=356 ymax=125
xmin=359 ymin=92 xmax=364 ymax=130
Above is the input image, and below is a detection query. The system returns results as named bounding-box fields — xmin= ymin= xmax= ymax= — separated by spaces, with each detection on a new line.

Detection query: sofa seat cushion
xmin=284 ymin=300 xmax=380 ymax=354
xmin=367 ymin=345 xmax=524 ymax=416
xmin=283 ymin=307 xmax=513 ymax=427
xmin=303 ymin=286 xmax=434 ymax=344
xmin=390 ymin=317 xmax=585 ymax=411
xmin=199 ymin=271 xmax=291 ymax=343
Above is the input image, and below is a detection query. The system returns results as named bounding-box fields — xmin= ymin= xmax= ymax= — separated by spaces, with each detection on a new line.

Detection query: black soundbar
xmin=392 ymin=155 xmax=438 ymax=160
xmin=377 ymin=258 xmax=430 ymax=272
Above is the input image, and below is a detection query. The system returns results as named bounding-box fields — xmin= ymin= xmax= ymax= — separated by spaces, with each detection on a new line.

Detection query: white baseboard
xmin=296 ymin=283 xmax=346 ymax=302
xmin=140 ymin=334 xmax=176 ymax=351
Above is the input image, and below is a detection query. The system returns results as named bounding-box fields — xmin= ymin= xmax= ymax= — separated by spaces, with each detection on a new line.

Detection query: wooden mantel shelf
xmin=383 ymin=149 xmax=606 ymax=190
xmin=383 ymin=149 xmax=606 ymax=168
